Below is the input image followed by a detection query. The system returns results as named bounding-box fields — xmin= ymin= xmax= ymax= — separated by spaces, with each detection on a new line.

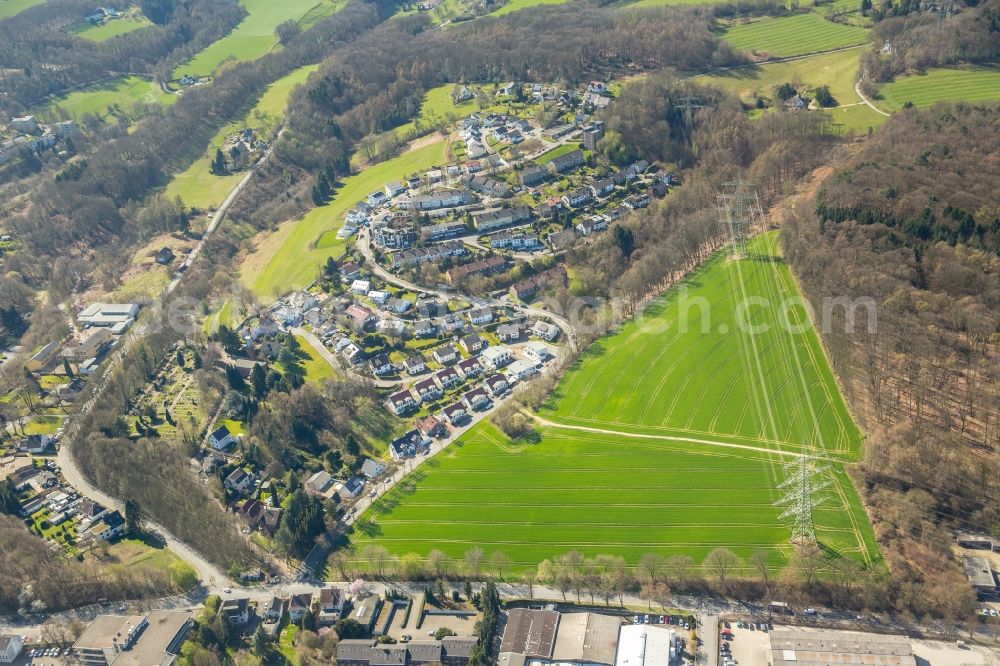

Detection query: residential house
xmin=373 ymin=226 xmax=418 ymax=250
xmin=389 ymin=430 xmax=431 ymax=461
xmin=582 ymin=121 xmax=605 ymax=151
xmin=369 ymin=353 xmax=394 ymax=376
xmin=351 ymin=279 xmax=371 ymax=295
xmin=341 ymin=262 xmax=362 ymax=280
xmin=225 ymin=468 xmax=254 ymax=495
xmin=496 ymin=323 xmax=524 ymax=342
xmin=208 ymin=424 xmax=234 ymax=450
xmin=623 ymin=192 xmax=650 ymax=210
xmin=89 ymin=510 xmax=126 ymax=541
xmin=463 ymin=387 xmax=491 ymax=411
xmin=17 ymin=434 xmax=51 ymax=454
xmin=386 ymin=389 xmax=417 ymax=415
xmin=547 ymin=229 xmax=577 ymax=251
xmin=509 ymin=266 xmax=567 ymax=302
xmin=472 ymin=207 xmax=531 ymax=233
xmin=466 ymin=175 xmax=509 ymax=197
xmin=484 ymin=374 xmax=509 ymax=397
xmin=263 ymin=597 xmax=285 ymax=623
xmin=404 ymin=355 xmax=427 ymax=375
xmin=561 ymin=188 xmax=592 ymax=209
xmin=238 ymin=499 xmax=267 ymax=531
xmin=467 ymin=307 xmax=493 ymax=325
xmin=577 ymin=216 xmax=608 ymax=236
xmin=288 ymin=593 xmax=313 ymax=623
xmin=385 ymin=180 xmax=406 ymax=196
xmin=489 ymin=231 xmax=540 ymax=250
xmin=417 ymin=298 xmax=443 ymax=317
xmin=352 ymin=596 xmax=383 ymax=634
xmin=447 ymin=256 xmax=506 ymax=283
xmin=481 ymin=346 xmax=513 ymax=369
xmin=335 ymin=476 xmax=365 ymax=499
xmin=457 ymin=356 xmax=482 ymax=379
xmin=442 ymin=402 xmax=468 ymax=426
xmin=434 ymin=366 xmax=462 ymax=389
xmin=532 ymin=320 xmax=560 ymax=341
xmin=361 ymin=459 xmax=386 ymax=479
xmin=306 ymin=471 xmax=335 ymax=496
xmin=25 ymin=340 xmax=61 ymax=372
xmin=415 ymin=415 xmax=446 ymax=438
xmin=422 ymin=221 xmax=468 ymax=242
xmin=414 ymin=320 xmax=437 ymax=338
xmin=414 ymin=377 xmax=443 ymax=403
xmin=508 ymin=359 xmax=540 ymax=381
xmin=432 ymin=345 xmax=459 ymax=365
xmin=518 ymin=166 xmax=549 ymax=187
xmin=459 ymin=333 xmax=486 ymax=354
xmin=548 ymin=149 xmax=584 ymax=174
xmin=346 ymin=304 xmax=375 ymax=327
xmin=438 ymin=314 xmax=465 ymax=334
xmin=387 ymin=298 xmax=412 ymax=314
xmin=61 ymin=327 xmax=113 ymax=363
xmin=400 ymin=189 xmax=474 ymax=211
xmin=219 ymin=597 xmax=251 ymax=626
xmin=318 ymin=587 xmax=347 ymax=626
xmin=590 ymin=176 xmax=615 ymax=198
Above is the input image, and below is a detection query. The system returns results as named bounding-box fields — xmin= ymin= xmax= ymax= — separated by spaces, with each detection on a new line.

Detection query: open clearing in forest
xmin=722 ymin=13 xmax=869 ymax=58
xmin=0 ymin=0 xmax=44 ymax=19
xmin=351 ymin=233 xmax=879 ymax=574
xmin=878 ymin=66 xmax=1000 ymax=111
xmin=171 ymin=0 xmax=345 ymax=79
xmin=35 ymin=76 xmax=176 ymax=122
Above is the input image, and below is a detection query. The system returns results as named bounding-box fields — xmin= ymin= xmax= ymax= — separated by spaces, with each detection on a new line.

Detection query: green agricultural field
xmin=350 ymin=231 xmax=880 ymax=574
xmin=722 ymin=12 xmax=868 ymax=58
xmin=546 ymin=232 xmax=862 ymax=457
xmin=350 ymin=422 xmax=880 ymax=573
xmin=244 ymin=138 xmax=447 ymax=299
xmin=172 ymin=0 xmax=344 ymax=79
xmin=878 ymin=66 xmax=1000 ymax=111
xmin=72 ymin=9 xmax=153 ymax=41
xmin=0 ymin=0 xmax=44 ymax=19
xmin=492 ymin=0 xmax=566 ymax=16
xmin=165 ymin=64 xmax=319 ymax=210
xmin=698 ymin=48 xmax=862 ymax=109
xmin=36 ymin=76 xmax=176 ymax=122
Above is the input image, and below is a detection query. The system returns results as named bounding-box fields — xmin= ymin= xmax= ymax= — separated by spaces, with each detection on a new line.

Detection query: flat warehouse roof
xmin=551 ymin=613 xmax=621 ymax=666
xmin=769 ymin=629 xmax=915 ymax=666
xmin=501 ymin=609 xmax=559 ymax=659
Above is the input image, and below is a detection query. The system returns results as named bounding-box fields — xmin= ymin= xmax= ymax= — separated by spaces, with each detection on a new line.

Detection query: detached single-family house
xmin=590 ymin=177 xmax=616 ymax=198
xmin=263 ymin=596 xmax=285 ymax=623
xmin=17 ymin=434 xmax=51 ymax=454
xmin=481 ymin=346 xmax=513 ymax=369
xmin=561 ymin=188 xmax=592 ymax=209
xmin=415 ymin=377 xmax=443 ymax=403
xmin=416 ymin=415 xmax=446 ymax=438
xmin=496 ymin=324 xmax=524 ymax=342
xmin=459 ymin=333 xmax=486 ymax=354
xmin=318 ymin=587 xmax=347 ymax=626
xmin=433 ymin=345 xmax=459 ymax=365
xmin=369 ymin=353 xmax=394 ymax=376
xmin=484 ymin=374 xmax=509 ymax=397
xmin=208 ymin=424 xmax=234 ymax=450
xmin=414 ymin=320 xmax=437 ymax=338
xmin=532 ymin=320 xmax=560 ymax=341
xmin=288 ymin=593 xmax=313 ymax=623
xmin=404 ymin=355 xmax=427 ymax=375
xmin=306 ymin=470 xmax=335 ymax=496
xmin=225 ymin=468 xmax=254 ymax=495
xmin=335 ymin=477 xmax=366 ymax=499
xmin=386 ymin=389 xmax=417 ymax=415
xmin=508 ymin=359 xmax=540 ymax=381
xmin=390 ymin=430 xmax=431 ymax=461
xmin=220 ymin=597 xmax=251 ymax=626
xmin=524 ymin=342 xmax=554 ymax=362
xmin=463 ymin=387 xmax=491 ymax=412
xmin=442 ymin=402 xmax=468 ymax=426
xmin=467 ymin=307 xmax=493 ymax=325
xmin=361 ymin=459 xmax=386 ymax=479
xmin=89 ymin=510 xmax=126 ymax=541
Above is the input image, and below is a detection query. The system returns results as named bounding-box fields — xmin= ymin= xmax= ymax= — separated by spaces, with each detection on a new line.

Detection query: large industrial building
xmin=499 ymin=609 xmax=678 ymax=666
xmin=73 ymin=610 xmax=192 ymax=666
xmin=768 ymin=629 xmax=916 ymax=666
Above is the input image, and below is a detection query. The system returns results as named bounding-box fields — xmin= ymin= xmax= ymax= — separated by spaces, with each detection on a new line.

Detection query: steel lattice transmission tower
xmin=774 ymin=455 xmax=832 ymax=545
xmin=716 ymin=178 xmax=763 ymax=259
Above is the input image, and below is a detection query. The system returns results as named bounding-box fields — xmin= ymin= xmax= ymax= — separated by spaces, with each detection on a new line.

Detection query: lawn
xmin=294 ymin=334 xmax=336 ymax=383
xmin=350 ymin=231 xmax=880 ymax=575
xmin=0 ymin=0 xmax=43 ymax=19
xmin=243 ymin=138 xmax=447 ymax=299
xmin=36 ymin=76 xmax=176 ymax=122
xmin=165 ymin=64 xmax=319 ymax=210
xmin=350 ymin=422 xmax=880 ymax=573
xmin=545 ymin=232 xmax=862 ymax=458
xmin=878 ymin=66 xmax=1000 ymax=111
xmin=72 ymin=8 xmax=153 ymax=41
xmin=722 ymin=12 xmax=869 ymax=58
xmin=826 ymin=103 xmax=886 ymax=132
xmin=697 ymin=48 xmax=863 ymax=109
xmin=535 ymin=143 xmax=580 ymax=165
xmin=171 ymin=0 xmax=344 ymax=79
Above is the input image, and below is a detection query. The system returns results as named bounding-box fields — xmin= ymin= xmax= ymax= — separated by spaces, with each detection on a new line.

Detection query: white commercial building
xmin=614 ymin=625 xmax=677 ymax=666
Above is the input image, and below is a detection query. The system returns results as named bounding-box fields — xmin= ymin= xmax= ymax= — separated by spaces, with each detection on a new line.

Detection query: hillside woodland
xmin=784 ymin=104 xmax=1000 ymax=619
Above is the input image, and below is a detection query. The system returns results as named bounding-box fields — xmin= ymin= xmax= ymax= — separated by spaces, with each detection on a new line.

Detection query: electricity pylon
xmin=716 ymin=177 xmax=762 ymax=259
xmin=774 ymin=455 xmax=832 ymax=546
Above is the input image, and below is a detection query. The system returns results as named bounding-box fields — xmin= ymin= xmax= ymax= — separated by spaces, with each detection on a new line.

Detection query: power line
xmin=774 ymin=455 xmax=833 ymax=545
xmin=716 ymin=177 xmax=762 ymax=259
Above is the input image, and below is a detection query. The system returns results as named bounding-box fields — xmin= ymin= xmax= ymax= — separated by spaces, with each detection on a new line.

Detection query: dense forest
xmin=784 ymin=104 xmax=1000 ymax=619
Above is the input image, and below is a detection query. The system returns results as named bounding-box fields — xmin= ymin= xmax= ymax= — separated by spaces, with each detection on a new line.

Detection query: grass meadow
xmin=172 ymin=0 xmax=345 ymax=79
xmin=242 ymin=138 xmax=446 ymax=299
xmin=546 ymin=233 xmax=862 ymax=457
xmin=72 ymin=9 xmax=153 ymax=41
xmin=878 ymin=66 xmax=1000 ymax=111
xmin=0 ymin=0 xmax=43 ymax=19
xmin=36 ymin=76 xmax=176 ymax=122
xmin=722 ymin=12 xmax=869 ymax=57
xmin=350 ymin=422 xmax=880 ymax=573
xmin=350 ymin=232 xmax=879 ymax=574
xmin=492 ymin=0 xmax=566 ymax=15
xmin=165 ymin=64 xmax=319 ymax=210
